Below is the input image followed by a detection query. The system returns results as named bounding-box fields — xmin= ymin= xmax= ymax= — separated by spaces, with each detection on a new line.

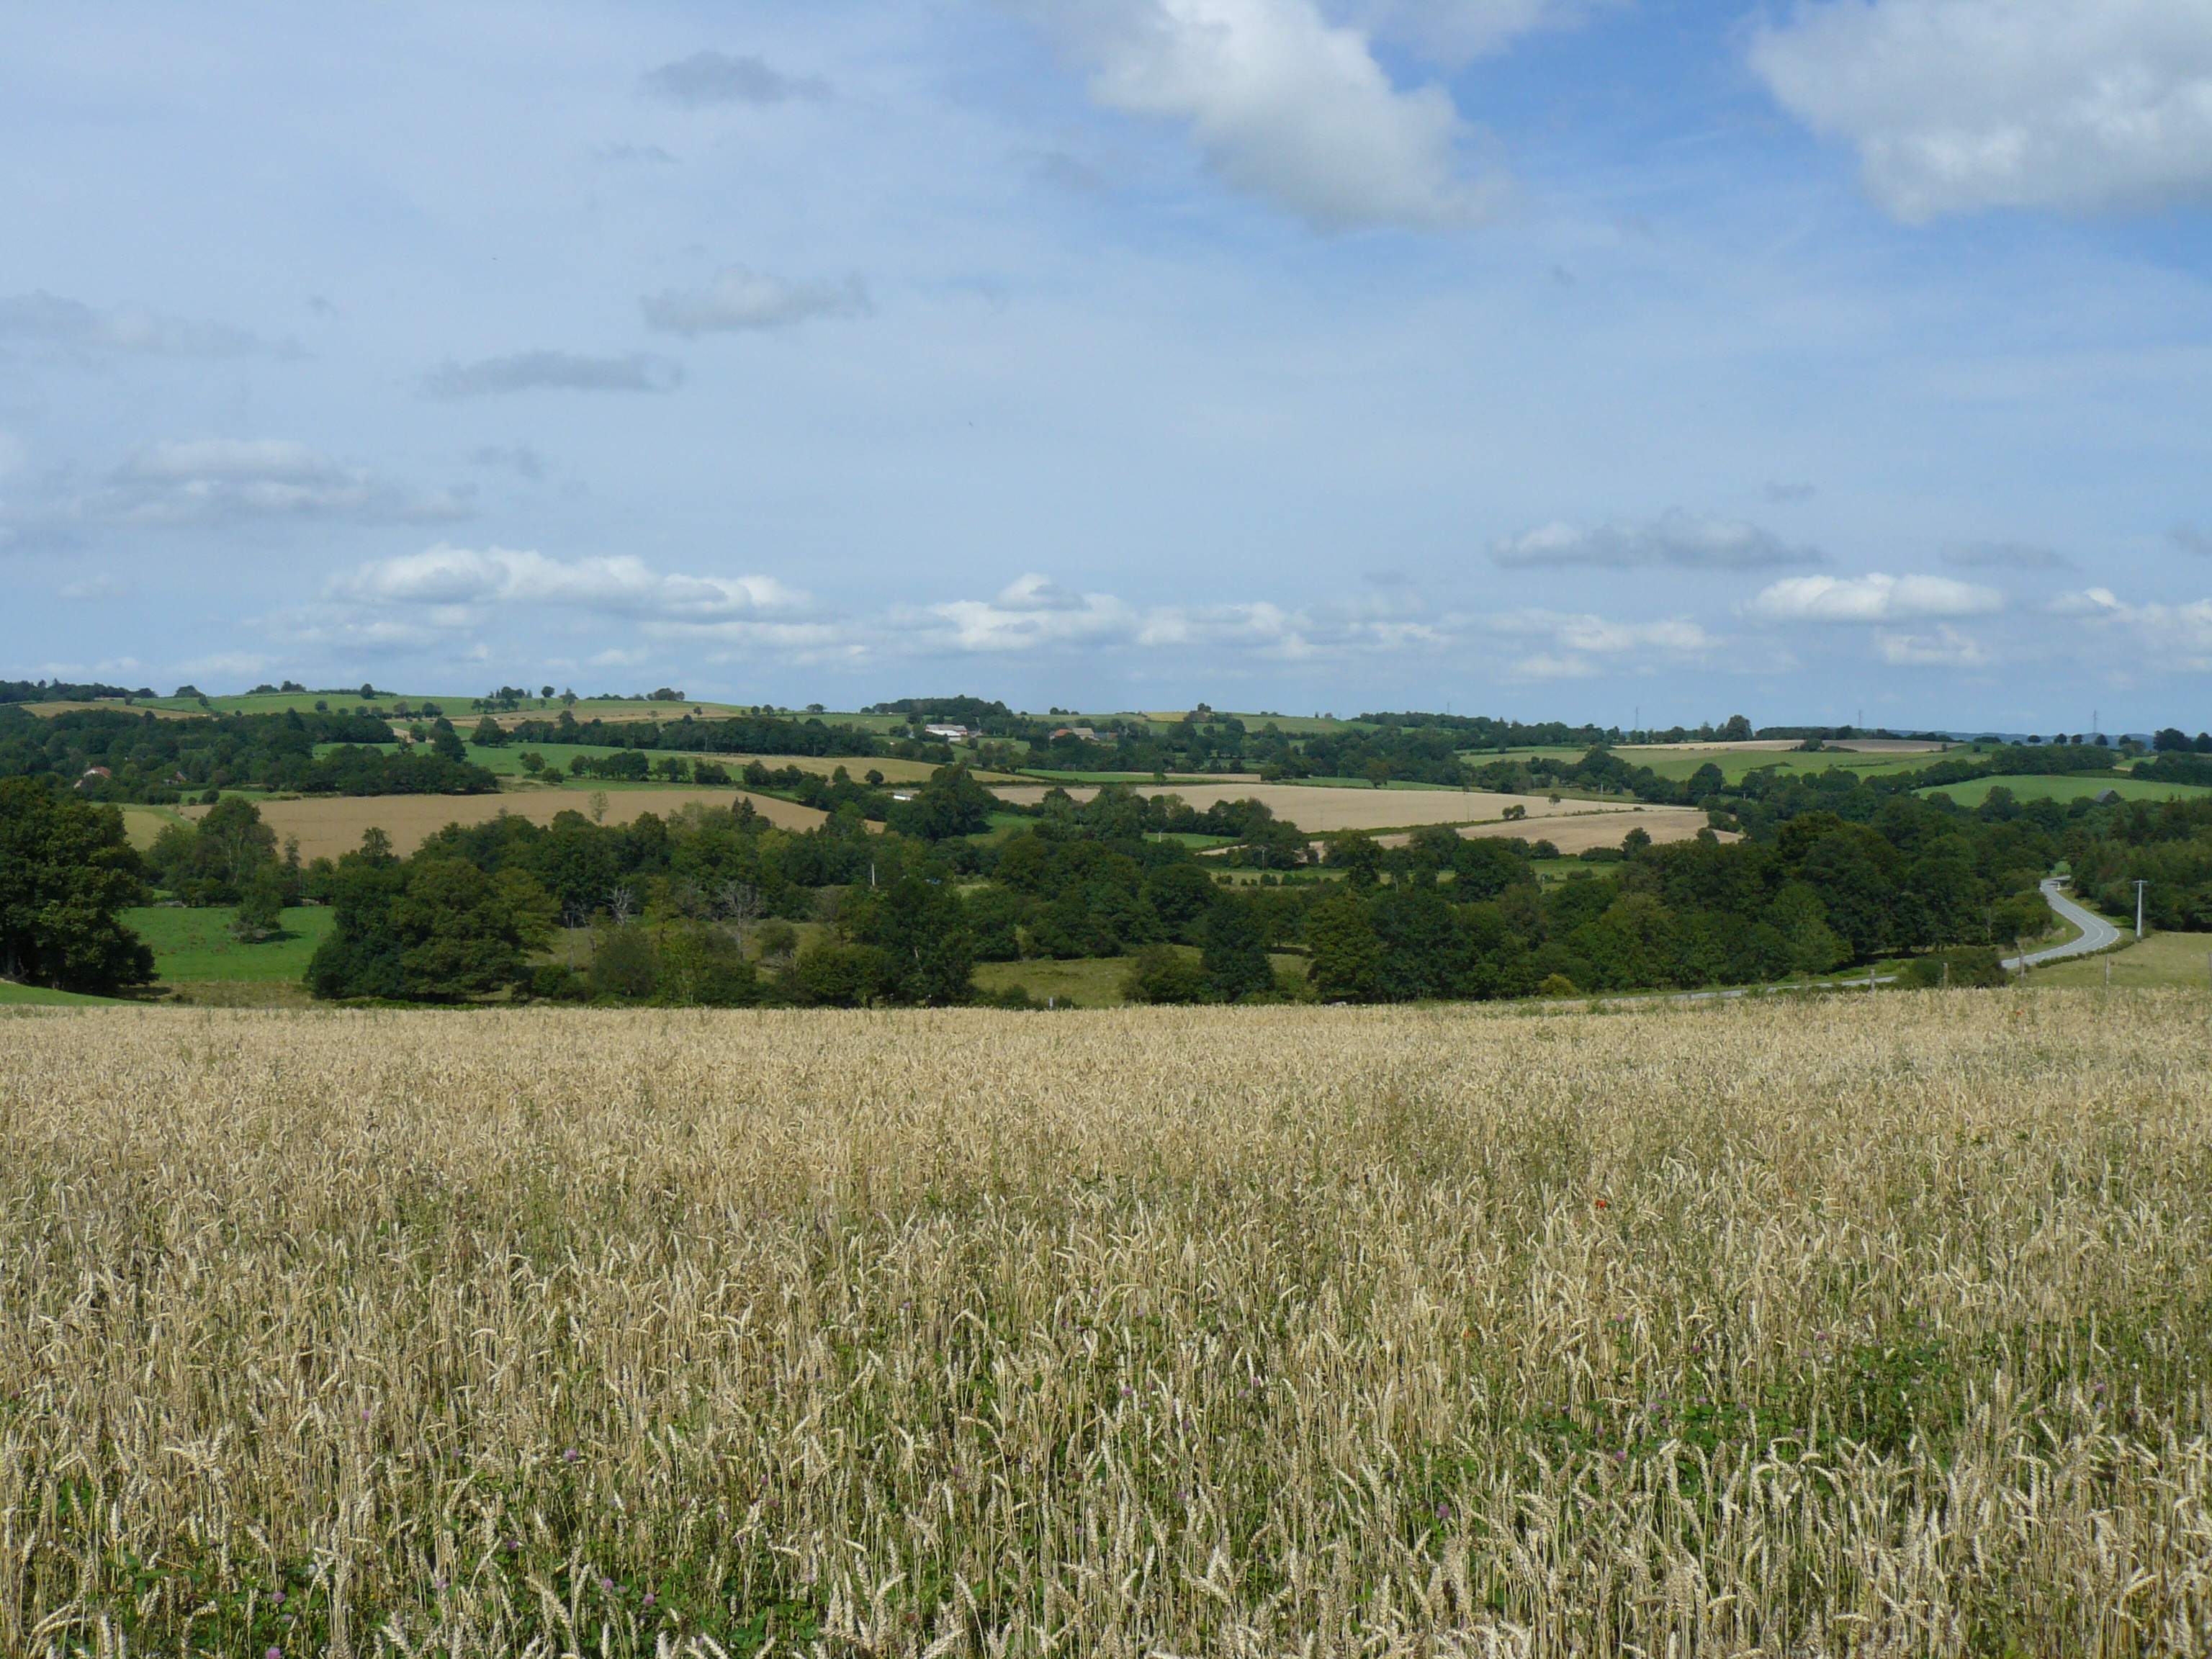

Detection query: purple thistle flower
xmin=601 ymin=1576 xmax=616 ymax=1593
xmin=643 ymin=1592 xmax=656 ymax=1607
xmin=564 ymin=1448 xmax=580 ymax=1463
xmin=268 ymin=1649 xmax=284 ymax=1659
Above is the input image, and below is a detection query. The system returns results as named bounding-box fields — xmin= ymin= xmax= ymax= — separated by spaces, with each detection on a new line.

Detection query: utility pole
xmin=2136 ymin=879 xmax=2148 ymax=939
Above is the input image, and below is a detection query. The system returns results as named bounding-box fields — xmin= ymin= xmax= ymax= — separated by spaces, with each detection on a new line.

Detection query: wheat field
xmin=4 ymin=994 xmax=2211 ymax=1657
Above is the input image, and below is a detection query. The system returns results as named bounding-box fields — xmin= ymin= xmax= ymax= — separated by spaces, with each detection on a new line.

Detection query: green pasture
xmin=0 ymin=982 xmax=118 ymax=1006
xmin=1488 ymin=746 xmax=1960 ymax=786
xmin=121 ymin=906 xmax=336 ymax=983
xmin=2030 ymin=930 xmax=2212 ymax=989
xmin=972 ymin=948 xmax=1310 ymax=1008
xmin=1918 ymin=773 xmax=2209 ymax=808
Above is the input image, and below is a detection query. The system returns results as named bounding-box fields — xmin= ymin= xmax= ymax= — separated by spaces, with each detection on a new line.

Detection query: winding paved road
xmin=2005 ymin=877 xmax=2122 ymax=971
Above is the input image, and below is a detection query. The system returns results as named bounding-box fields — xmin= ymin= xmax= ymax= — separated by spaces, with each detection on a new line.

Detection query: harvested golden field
xmin=989 ymin=781 xmax=1643 ymax=833
xmin=175 ymin=787 xmax=831 ymax=860
xmin=4 ymin=994 xmax=2211 ymax=1657
xmin=1455 ymin=806 xmax=1727 ymax=855
xmin=17 ymin=700 xmax=197 ymax=720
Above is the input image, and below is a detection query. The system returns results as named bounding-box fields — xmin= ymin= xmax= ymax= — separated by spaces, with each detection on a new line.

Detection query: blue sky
xmin=2 ymin=0 xmax=2208 ymax=727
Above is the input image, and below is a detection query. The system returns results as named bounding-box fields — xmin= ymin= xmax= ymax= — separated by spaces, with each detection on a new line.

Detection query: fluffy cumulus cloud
xmin=640 ymin=50 xmax=830 ymax=107
xmin=1483 ymin=608 xmax=1716 ymax=678
xmin=334 ymin=544 xmax=811 ymax=624
xmin=1751 ymin=0 xmax=2212 ymax=220
xmin=1025 ymin=0 xmax=1501 ymax=230
xmin=1745 ymin=572 xmax=2002 ymax=621
xmin=1339 ymin=0 xmax=1601 ymax=64
xmin=917 ymin=575 xmax=1154 ymax=652
xmin=901 ymin=574 xmax=1451 ymax=662
xmin=83 ymin=439 xmax=472 ymax=526
xmin=1877 ymin=624 xmax=1990 ymax=666
xmin=640 ymin=267 xmax=870 ymax=336
xmin=0 ymin=291 xmax=284 ymax=358
xmin=418 ymin=351 xmax=682 ymax=397
xmin=2050 ymin=586 xmax=2212 ymax=672
xmin=1491 ymin=510 xmax=1817 ymax=570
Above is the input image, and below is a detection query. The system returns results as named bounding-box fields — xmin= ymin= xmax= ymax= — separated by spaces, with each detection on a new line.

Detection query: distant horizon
xmin=3 ymin=674 xmax=2185 ymax=746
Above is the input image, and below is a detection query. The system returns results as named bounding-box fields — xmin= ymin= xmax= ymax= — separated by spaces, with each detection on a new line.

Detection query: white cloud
xmin=271 ymin=547 xmax=827 ymax=663
xmin=899 ymin=575 xmax=1349 ymax=660
xmin=1492 ymin=510 xmax=1817 ymax=570
xmin=1877 ymin=624 xmax=1990 ymax=665
xmin=2049 ymin=586 xmax=2212 ymax=671
xmin=640 ymin=51 xmax=830 ymax=107
xmin=922 ymin=577 xmax=1146 ymax=652
xmin=85 ymin=439 xmax=473 ymax=526
xmin=1746 ymin=571 xmax=2002 ymax=621
xmin=1339 ymin=0 xmax=1601 ymax=64
xmin=1750 ymin=0 xmax=2212 ymax=221
xmin=640 ymin=266 xmax=869 ymax=336
xmin=0 ymin=290 xmax=288 ymax=357
xmin=1025 ymin=0 xmax=1501 ymax=230
xmin=1483 ymin=607 xmax=1717 ymax=679
xmin=419 ymin=351 xmax=682 ymax=397
xmin=335 ymin=544 xmax=811 ymax=623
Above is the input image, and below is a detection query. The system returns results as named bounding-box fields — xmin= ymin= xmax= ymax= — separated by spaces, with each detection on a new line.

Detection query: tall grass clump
xmin=4 ymin=992 xmax=2211 ymax=1655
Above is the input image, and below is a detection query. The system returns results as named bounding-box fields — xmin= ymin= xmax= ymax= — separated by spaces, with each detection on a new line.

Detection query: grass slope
xmin=121 ymin=905 xmax=336 ymax=983
xmin=972 ymin=949 xmax=1309 ymax=1008
xmin=2031 ymin=929 xmax=2212 ymax=989
xmin=1919 ymin=773 xmax=2211 ymax=807
xmin=0 ymin=981 xmax=118 ymax=1005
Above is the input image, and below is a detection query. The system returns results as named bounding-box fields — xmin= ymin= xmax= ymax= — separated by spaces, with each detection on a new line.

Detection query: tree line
xmin=7 ymin=732 xmax=2208 ymax=1003
xmin=0 ymin=706 xmax=496 ymax=801
xmin=274 ymin=768 xmax=2070 ymax=1006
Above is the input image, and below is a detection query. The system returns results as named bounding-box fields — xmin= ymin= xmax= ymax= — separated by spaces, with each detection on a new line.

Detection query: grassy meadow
xmin=2031 ymin=929 xmax=2212 ymax=989
xmin=1919 ymin=773 xmax=2212 ymax=809
xmin=120 ymin=903 xmax=336 ymax=981
xmin=5 ymin=994 xmax=2211 ymax=1655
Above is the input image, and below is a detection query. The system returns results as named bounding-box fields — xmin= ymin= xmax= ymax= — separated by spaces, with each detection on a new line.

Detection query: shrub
xmin=1899 ymin=945 xmax=2009 ymax=989
xmin=1120 ymin=944 xmax=1205 ymax=1004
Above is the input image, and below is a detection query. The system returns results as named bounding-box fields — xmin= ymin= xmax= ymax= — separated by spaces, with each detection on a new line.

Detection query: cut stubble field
xmin=176 ymin=786 xmax=834 ymax=861
xmin=4 ymin=993 xmax=2211 ymax=1656
xmin=989 ymin=781 xmax=1676 ymax=836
